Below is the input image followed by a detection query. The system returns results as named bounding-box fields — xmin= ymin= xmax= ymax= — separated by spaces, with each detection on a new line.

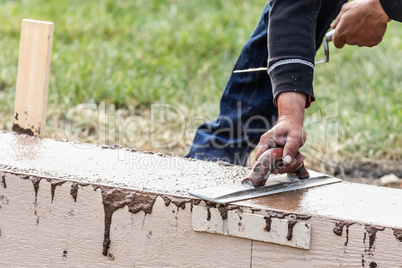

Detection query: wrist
xmin=277 ymin=92 xmax=306 ymax=124
xmin=373 ymin=0 xmax=391 ymax=23
xmin=378 ymin=0 xmax=402 ymax=22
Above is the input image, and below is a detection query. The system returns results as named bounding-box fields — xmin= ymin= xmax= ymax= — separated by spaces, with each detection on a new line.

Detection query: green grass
xmin=310 ymin=22 xmax=402 ymax=161
xmin=0 ymin=0 xmax=252 ymax=109
xmin=0 ymin=0 xmax=401 ymax=163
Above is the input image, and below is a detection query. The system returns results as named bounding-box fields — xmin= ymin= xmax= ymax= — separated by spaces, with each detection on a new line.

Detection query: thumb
xmin=282 ymin=137 xmax=301 ymax=165
xmin=332 ymin=29 xmax=346 ymax=49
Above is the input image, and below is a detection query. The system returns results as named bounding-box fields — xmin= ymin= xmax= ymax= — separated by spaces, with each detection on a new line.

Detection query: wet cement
xmin=217 ymin=204 xmax=240 ymax=220
xmin=262 ymin=211 xmax=289 ymax=233
xmin=30 ymin=176 xmax=41 ymax=200
xmin=263 ymin=216 xmax=272 ymax=232
xmin=98 ymin=185 xmax=207 ymax=256
xmin=235 ymin=182 xmax=402 ymax=228
xmin=2 ymin=131 xmax=402 ymax=263
xmin=70 ymin=183 xmax=79 ymax=202
xmin=206 ymin=203 xmax=216 ymax=221
xmin=286 ymin=216 xmax=297 ymax=241
xmin=360 ymin=225 xmax=386 ymax=267
xmin=261 ymin=211 xmax=310 ymax=239
xmin=0 ymin=131 xmax=248 ymax=196
xmin=47 ymin=179 xmax=66 ymax=203
xmin=12 ymin=124 xmax=34 ymax=136
xmin=392 ymin=228 xmax=402 ymax=242
xmin=250 ymin=208 xmax=261 ymax=214
xmin=1 ymin=131 xmax=402 ymax=233
xmin=333 ymin=221 xmax=355 ymax=246
xmin=1 ymin=174 xmax=6 ymax=188
xmin=365 ymin=225 xmax=385 ymax=250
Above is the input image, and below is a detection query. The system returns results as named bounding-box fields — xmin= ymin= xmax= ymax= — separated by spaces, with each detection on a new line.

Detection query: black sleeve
xmin=267 ymin=0 xmax=321 ymax=105
xmin=379 ymin=0 xmax=402 ymax=22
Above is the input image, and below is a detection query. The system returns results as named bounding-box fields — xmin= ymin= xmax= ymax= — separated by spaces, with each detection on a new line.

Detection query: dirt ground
xmin=331 ymin=159 xmax=402 ymax=188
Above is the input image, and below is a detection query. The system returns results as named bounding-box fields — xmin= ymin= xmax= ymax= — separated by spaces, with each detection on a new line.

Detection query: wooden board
xmin=0 ymin=174 xmax=252 ymax=267
xmin=0 ymin=174 xmax=401 ymax=267
xmin=0 ymin=133 xmax=402 ymax=266
xmin=193 ymin=206 xmax=311 ymax=249
xmin=13 ymin=19 xmax=54 ymax=137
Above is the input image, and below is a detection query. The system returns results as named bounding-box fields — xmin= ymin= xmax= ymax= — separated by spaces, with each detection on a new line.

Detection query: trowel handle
xmin=325 ymin=29 xmax=335 ymax=41
xmin=242 ymin=148 xmax=309 ymax=187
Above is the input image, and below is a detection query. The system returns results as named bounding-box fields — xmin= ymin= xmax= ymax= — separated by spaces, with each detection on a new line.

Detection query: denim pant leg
xmin=185 ymin=3 xmax=275 ymax=166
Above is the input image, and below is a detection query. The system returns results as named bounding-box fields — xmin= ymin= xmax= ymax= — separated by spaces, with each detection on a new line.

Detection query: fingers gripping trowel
xmin=189 ymin=148 xmax=341 ymax=204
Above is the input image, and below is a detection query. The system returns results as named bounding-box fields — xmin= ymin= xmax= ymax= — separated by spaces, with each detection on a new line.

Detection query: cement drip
xmin=392 ymin=228 xmax=402 ymax=242
xmin=98 ymin=185 xmax=204 ymax=256
xmin=365 ymin=225 xmax=385 ymax=250
xmin=70 ymin=183 xmax=79 ymax=202
xmin=47 ymin=179 xmax=66 ymax=203
xmin=1 ymin=174 xmax=6 ymax=189
xmin=286 ymin=216 xmax=298 ymax=241
xmin=333 ymin=221 xmax=355 ymax=246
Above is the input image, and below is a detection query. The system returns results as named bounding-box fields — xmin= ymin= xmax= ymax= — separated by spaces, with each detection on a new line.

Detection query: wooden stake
xmin=13 ymin=19 xmax=54 ymax=137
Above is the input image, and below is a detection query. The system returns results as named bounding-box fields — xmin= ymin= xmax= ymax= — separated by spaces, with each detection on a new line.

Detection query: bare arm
xmin=255 ymin=91 xmax=307 ymax=173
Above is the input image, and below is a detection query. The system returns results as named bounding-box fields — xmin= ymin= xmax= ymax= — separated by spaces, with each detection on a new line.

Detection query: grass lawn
xmin=0 ymin=0 xmax=401 ymax=173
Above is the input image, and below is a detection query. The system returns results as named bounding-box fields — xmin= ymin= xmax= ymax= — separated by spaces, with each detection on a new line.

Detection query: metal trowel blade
xmin=189 ymin=175 xmax=341 ymax=204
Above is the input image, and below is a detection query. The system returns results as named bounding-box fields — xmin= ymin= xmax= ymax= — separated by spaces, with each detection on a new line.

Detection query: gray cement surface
xmin=1 ymin=131 xmax=402 ymax=229
xmin=0 ymin=131 xmax=249 ymax=196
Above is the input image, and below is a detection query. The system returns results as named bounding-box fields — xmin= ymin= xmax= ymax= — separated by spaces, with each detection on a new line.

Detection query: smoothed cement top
xmin=0 ymin=131 xmax=249 ymax=195
xmin=1 ymin=131 xmax=402 ymax=228
xmin=236 ymin=181 xmax=402 ymax=228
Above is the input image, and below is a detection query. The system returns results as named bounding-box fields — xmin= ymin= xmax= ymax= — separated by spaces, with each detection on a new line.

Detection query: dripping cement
xmin=99 ymin=186 xmax=204 ymax=256
xmin=333 ymin=221 xmax=356 ymax=246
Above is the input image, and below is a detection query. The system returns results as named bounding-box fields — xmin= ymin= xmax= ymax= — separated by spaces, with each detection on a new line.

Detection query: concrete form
xmin=0 ymin=131 xmax=401 ymax=267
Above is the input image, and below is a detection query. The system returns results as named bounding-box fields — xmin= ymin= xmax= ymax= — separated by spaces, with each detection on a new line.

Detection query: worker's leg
xmin=185 ymin=3 xmax=275 ymax=166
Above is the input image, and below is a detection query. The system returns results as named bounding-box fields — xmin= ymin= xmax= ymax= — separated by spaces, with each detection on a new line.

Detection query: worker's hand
xmin=255 ymin=92 xmax=306 ymax=174
xmin=331 ymin=0 xmax=390 ymax=48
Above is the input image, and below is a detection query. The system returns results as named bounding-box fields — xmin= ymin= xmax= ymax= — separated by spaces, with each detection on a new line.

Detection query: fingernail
xmin=283 ymin=155 xmax=292 ymax=164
